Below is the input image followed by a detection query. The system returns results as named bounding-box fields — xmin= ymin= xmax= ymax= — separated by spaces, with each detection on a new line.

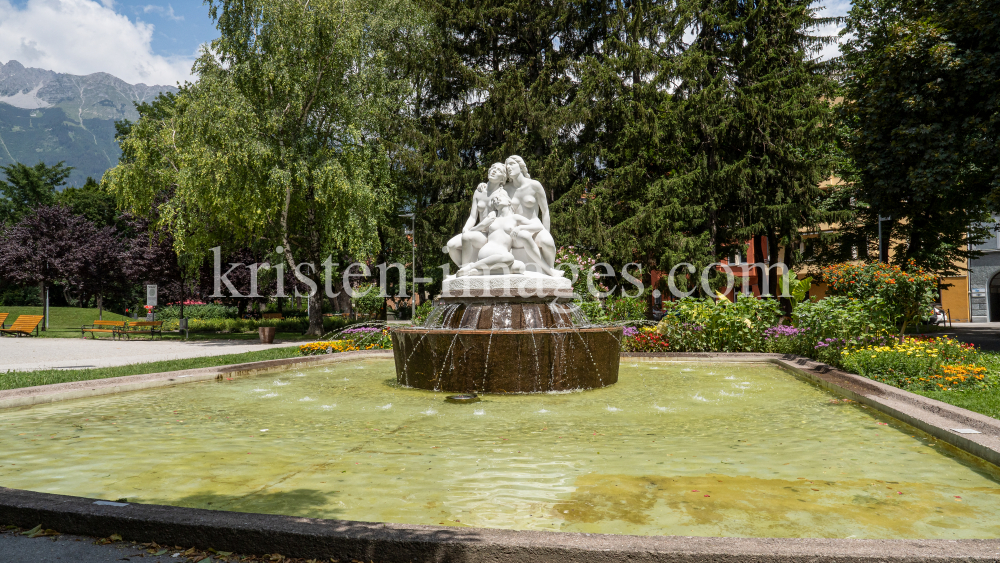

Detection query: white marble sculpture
xmin=442 ymin=156 xmax=571 ymax=298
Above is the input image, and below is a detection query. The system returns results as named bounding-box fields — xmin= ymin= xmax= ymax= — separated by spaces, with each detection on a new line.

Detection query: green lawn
xmin=0 ymin=346 xmax=302 ymax=391
xmin=0 ymin=306 xmax=129 ymax=337
xmin=914 ymin=387 xmax=1000 ymax=420
xmin=0 ymin=306 xmax=313 ymax=341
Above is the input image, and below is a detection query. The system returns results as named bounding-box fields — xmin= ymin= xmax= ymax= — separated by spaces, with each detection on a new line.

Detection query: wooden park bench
xmin=0 ymin=312 xmax=8 ymax=329
xmin=1 ymin=315 xmax=44 ymax=337
xmin=81 ymin=320 xmax=127 ymax=340
xmin=262 ymin=313 xmax=284 ymax=320
xmin=125 ymin=321 xmax=163 ymax=340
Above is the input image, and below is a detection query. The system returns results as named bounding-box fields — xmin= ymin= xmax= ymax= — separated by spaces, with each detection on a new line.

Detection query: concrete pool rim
xmin=2 ymin=351 xmax=1000 ymax=561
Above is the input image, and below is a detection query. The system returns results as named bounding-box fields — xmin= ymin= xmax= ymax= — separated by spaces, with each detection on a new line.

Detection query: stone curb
xmin=2 ymin=486 xmax=1000 ymax=562
xmin=0 ymin=350 xmax=393 ymax=410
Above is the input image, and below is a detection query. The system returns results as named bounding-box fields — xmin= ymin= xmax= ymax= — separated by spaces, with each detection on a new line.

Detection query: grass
xmin=913 ymin=388 xmax=1000 ymax=420
xmin=0 ymin=346 xmax=303 ymax=391
xmin=1 ymin=306 xmax=129 ymax=337
xmin=0 ymin=306 xmax=318 ymax=341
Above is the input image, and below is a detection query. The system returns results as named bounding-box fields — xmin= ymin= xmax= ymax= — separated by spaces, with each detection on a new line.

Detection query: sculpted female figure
xmin=505 ymin=155 xmax=563 ymax=278
xmin=456 ymin=189 xmax=540 ymax=277
xmin=445 ymin=163 xmax=508 ymax=268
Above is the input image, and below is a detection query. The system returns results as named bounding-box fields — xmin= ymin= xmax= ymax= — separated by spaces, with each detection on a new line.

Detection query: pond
xmin=1 ymin=359 xmax=998 ymax=539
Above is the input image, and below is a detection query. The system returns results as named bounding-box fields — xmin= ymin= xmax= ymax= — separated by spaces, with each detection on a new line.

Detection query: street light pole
xmin=400 ymin=213 xmax=416 ymax=321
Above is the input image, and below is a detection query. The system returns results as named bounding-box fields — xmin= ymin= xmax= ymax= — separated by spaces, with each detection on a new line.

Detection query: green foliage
xmin=0 ymin=161 xmax=72 ymax=224
xmin=655 ymin=297 xmax=782 ymax=352
xmin=160 ymin=315 xmax=347 ymax=334
xmin=792 ymin=296 xmax=893 ymax=344
xmin=350 ymin=284 xmax=385 ymax=317
xmin=577 ymin=301 xmax=609 ymax=324
xmin=0 ymin=284 xmax=42 ymax=307
xmin=555 ymin=246 xmax=605 ymax=300
xmin=788 ymin=276 xmax=812 ymax=309
xmin=105 ymin=0 xmax=418 ymax=335
xmin=154 ymin=304 xmax=237 ymax=320
xmin=605 ymin=295 xmax=647 ymax=323
xmin=56 ymin=177 xmax=118 ymax=228
xmin=823 ymin=261 xmax=938 ymax=340
xmin=839 ymin=0 xmax=1000 ymax=272
xmin=558 ymin=0 xmax=839 ymax=277
xmin=413 ymin=301 xmax=433 ymax=326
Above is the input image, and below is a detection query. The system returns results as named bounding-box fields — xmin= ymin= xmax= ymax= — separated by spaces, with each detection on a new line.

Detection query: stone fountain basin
xmin=391 ymin=326 xmax=623 ymax=393
xmin=3 ymin=353 xmax=1000 ymax=560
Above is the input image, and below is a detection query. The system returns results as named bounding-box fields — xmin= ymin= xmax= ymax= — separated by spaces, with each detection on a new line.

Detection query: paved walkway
xmin=0 ymin=338 xmax=303 ymax=372
xmin=934 ymin=322 xmax=1000 ymax=352
xmin=0 ymin=530 xmax=170 ymax=562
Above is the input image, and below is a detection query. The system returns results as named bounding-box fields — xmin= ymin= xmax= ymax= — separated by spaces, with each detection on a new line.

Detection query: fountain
xmin=391 ymin=156 xmax=622 ymax=393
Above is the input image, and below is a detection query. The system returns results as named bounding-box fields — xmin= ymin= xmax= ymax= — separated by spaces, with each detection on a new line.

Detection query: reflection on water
xmin=1 ymin=359 xmax=999 ymax=539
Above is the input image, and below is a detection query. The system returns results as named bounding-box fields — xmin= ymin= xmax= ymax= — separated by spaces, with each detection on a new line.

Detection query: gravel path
xmin=0 ymin=338 xmax=303 ymax=372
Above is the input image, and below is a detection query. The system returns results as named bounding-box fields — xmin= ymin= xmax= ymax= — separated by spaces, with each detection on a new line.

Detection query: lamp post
xmin=400 ymin=213 xmax=416 ymax=320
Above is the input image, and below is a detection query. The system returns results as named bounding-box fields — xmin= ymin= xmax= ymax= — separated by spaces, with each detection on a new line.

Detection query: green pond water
xmin=2 ymin=359 xmax=999 ymax=539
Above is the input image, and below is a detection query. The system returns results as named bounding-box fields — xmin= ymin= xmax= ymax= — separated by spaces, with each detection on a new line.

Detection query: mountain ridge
xmin=0 ymin=60 xmax=180 ymax=188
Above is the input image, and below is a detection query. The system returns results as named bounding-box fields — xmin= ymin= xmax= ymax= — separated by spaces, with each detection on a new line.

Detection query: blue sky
xmin=0 ymin=0 xmax=851 ymax=86
xmin=102 ymin=1 xmax=217 ymax=59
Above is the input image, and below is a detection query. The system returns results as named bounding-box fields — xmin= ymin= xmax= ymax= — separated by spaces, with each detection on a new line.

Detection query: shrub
xmin=155 ymin=304 xmax=237 ymax=320
xmin=823 ymin=260 xmax=937 ymax=340
xmin=792 ymin=296 xmax=893 ymax=345
xmin=351 ymin=284 xmax=384 ymax=317
xmin=555 ymin=246 xmax=608 ymax=299
xmin=577 ymin=300 xmax=608 ymax=324
xmin=414 ymin=301 xmax=433 ymax=326
xmin=161 ymin=315 xmax=347 ymax=334
xmin=655 ymin=296 xmax=781 ymax=352
xmin=606 ymin=295 xmax=647 ymax=322
xmin=763 ymin=324 xmax=812 ymax=355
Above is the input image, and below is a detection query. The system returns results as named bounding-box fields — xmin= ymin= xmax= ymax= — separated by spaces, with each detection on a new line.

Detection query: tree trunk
xmin=752 ymin=235 xmax=767 ymax=296
xmin=767 ymin=230 xmax=779 ymax=298
xmin=308 ymin=292 xmax=324 ymax=336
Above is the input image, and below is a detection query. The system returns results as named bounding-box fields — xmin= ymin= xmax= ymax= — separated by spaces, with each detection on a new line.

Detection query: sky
xmin=0 ymin=0 xmax=216 ymax=86
xmin=0 ymin=0 xmax=852 ymax=87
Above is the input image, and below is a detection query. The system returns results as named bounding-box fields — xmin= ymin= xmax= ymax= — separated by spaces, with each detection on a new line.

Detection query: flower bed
xmin=840 ymin=336 xmax=990 ymax=391
xmin=622 ymin=326 xmax=669 ymax=352
xmin=299 ymin=327 xmax=393 ymax=355
xmin=299 ymin=340 xmax=358 ymax=355
xmin=339 ymin=326 xmax=392 ymax=349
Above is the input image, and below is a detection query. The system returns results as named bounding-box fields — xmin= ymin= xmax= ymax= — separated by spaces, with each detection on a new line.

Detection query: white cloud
xmin=813 ymin=0 xmax=852 ymax=61
xmin=0 ymin=0 xmax=194 ymax=85
xmin=142 ymin=4 xmax=183 ymax=22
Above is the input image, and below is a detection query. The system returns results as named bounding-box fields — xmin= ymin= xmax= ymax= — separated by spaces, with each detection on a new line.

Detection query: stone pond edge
xmin=2 ymin=351 xmax=1000 ymax=561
